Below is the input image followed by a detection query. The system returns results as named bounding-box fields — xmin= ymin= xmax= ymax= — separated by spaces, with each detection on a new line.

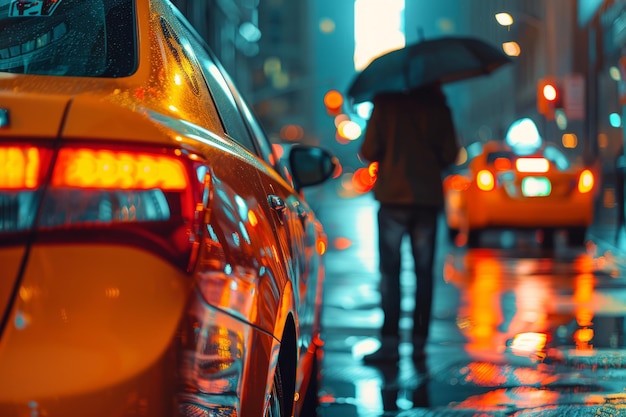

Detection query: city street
xmin=4 ymin=2 xmax=626 ymax=416
xmin=311 ymin=183 xmax=626 ymax=416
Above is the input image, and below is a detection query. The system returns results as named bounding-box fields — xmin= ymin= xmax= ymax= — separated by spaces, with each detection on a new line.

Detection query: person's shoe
xmin=362 ymin=346 xmax=400 ymax=363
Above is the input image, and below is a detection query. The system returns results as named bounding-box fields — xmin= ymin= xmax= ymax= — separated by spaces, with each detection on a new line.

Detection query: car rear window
xmin=486 ymin=151 xmax=515 ymax=164
xmin=0 ymin=0 xmax=136 ymax=77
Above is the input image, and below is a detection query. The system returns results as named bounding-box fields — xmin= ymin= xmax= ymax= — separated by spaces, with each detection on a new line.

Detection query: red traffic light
xmin=542 ymin=83 xmax=558 ymax=102
xmin=323 ymin=90 xmax=344 ymax=116
xmin=537 ymin=77 xmax=561 ymax=120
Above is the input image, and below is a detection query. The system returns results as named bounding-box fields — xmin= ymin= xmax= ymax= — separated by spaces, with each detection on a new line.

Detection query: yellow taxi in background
xmin=444 ymin=138 xmax=596 ymax=248
xmin=0 ymin=1 xmax=336 ymax=416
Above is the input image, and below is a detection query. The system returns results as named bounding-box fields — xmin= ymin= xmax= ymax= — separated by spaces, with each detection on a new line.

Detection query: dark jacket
xmin=360 ymin=85 xmax=459 ymax=207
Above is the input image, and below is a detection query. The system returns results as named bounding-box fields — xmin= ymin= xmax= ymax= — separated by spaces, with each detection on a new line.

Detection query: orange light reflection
xmin=247 ymin=210 xmax=258 ymax=227
xmin=459 ymin=254 xmax=503 ymax=353
xmin=573 ymin=273 xmax=595 ymax=350
xmin=351 ymin=167 xmax=376 ymax=194
xmin=456 ymin=387 xmax=559 ymax=410
xmin=316 ymin=238 xmax=327 ymax=255
xmin=271 ymin=144 xmax=285 ymax=159
xmin=333 ymin=237 xmax=352 ymax=251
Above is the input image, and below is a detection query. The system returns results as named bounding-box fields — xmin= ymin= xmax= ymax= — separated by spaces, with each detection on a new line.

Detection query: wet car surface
xmin=0 ymin=1 xmax=335 ymax=416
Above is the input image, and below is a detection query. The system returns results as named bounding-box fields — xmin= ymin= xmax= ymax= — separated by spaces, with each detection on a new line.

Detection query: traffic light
xmin=537 ymin=77 xmax=562 ymax=120
xmin=323 ymin=90 xmax=344 ymax=116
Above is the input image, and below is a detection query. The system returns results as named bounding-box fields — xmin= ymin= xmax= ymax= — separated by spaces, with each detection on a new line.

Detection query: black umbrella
xmin=346 ymin=36 xmax=513 ymax=104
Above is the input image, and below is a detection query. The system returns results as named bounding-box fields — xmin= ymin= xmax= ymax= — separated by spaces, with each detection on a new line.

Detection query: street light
xmin=494 ymin=8 xmax=556 ymax=75
xmin=502 ymin=41 xmax=521 ymax=57
xmin=494 ymin=11 xmax=543 ymax=57
xmin=495 ymin=12 xmax=514 ymax=27
xmin=494 ymin=11 xmax=543 ymax=32
xmin=495 ymin=12 xmax=538 ymax=58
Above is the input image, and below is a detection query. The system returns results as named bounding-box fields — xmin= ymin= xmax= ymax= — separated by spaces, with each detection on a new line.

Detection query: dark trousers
xmin=377 ymin=204 xmax=439 ymax=340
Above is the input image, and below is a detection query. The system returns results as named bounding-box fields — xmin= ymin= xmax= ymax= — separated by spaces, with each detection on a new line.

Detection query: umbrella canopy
xmin=347 ymin=36 xmax=513 ymax=104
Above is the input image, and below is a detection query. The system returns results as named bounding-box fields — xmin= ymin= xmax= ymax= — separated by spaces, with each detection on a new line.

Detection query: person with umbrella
xmin=359 ymin=82 xmax=459 ymax=363
xmin=349 ymin=36 xmax=510 ymax=363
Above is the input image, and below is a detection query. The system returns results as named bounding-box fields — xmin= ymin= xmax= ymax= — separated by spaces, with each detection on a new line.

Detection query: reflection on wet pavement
xmin=313 ymin=188 xmax=626 ymax=416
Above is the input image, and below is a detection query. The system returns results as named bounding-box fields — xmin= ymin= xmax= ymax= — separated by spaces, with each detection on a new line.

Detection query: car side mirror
xmin=288 ymin=145 xmax=337 ymax=190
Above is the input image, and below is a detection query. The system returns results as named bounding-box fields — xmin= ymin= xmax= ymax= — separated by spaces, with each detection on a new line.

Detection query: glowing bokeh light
xmin=352 ymin=167 xmax=376 ymax=193
xmin=355 ymin=101 xmax=374 ymax=119
xmin=334 ymin=113 xmax=350 ymax=127
xmin=263 ymin=57 xmax=281 ymax=76
xmin=333 ymin=236 xmax=353 ymax=251
xmin=324 ymin=90 xmax=344 ymax=115
xmin=272 ymin=144 xmax=285 ymax=159
xmin=319 ymin=18 xmax=336 ymax=34
xmin=555 ymin=109 xmax=568 ymax=130
xmin=505 ymin=118 xmax=542 ymax=152
xmin=577 ymin=169 xmax=594 ymax=193
xmin=367 ymin=162 xmax=378 ymax=178
xmin=337 ymin=120 xmax=362 ymax=140
xmin=542 ymin=84 xmax=557 ymax=101
xmin=502 ymin=41 xmax=520 ymax=57
xmin=280 ymin=124 xmax=304 ymax=141
xmin=316 ymin=238 xmax=327 ymax=255
xmin=510 ymin=332 xmax=547 ymax=354
xmin=609 ymin=65 xmax=621 ymax=81
xmin=495 ymin=12 xmax=514 ymax=26
xmin=562 ymin=133 xmax=578 ymax=148
xmin=247 ymin=210 xmax=258 ymax=227
xmin=610 ymin=112 xmax=622 ymax=128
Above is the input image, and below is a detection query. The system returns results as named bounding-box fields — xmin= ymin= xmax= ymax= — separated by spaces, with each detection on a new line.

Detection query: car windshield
xmin=486 ymin=150 xmax=515 ymax=164
xmin=0 ymin=0 xmax=136 ymax=77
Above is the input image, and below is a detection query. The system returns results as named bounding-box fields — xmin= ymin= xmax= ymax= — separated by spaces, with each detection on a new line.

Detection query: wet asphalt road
xmin=310 ymin=183 xmax=626 ymax=416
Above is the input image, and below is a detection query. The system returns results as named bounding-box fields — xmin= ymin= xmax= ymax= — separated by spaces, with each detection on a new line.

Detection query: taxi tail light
xmin=0 ymin=144 xmax=210 ymax=271
xmin=577 ymin=169 xmax=594 ymax=193
xmin=476 ymin=169 xmax=495 ymax=191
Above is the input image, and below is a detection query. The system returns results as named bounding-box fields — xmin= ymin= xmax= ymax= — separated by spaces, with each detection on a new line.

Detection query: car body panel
xmin=0 ymin=248 xmax=24 ymax=327
xmin=0 ymin=245 xmax=190 ymax=401
xmin=0 ymin=89 xmax=68 ymax=138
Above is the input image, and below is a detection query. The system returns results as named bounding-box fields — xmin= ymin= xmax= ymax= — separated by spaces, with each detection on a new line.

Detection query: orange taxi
xmin=444 ymin=139 xmax=596 ymax=247
xmin=0 ymin=1 xmax=335 ymax=416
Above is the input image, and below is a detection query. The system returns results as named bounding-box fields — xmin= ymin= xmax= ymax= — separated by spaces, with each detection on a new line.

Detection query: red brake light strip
xmin=52 ymin=148 xmax=188 ymax=190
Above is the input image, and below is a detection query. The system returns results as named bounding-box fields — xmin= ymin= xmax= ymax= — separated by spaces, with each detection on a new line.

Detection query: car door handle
xmin=268 ymin=195 xmax=286 ymax=225
xmin=268 ymin=195 xmax=286 ymax=213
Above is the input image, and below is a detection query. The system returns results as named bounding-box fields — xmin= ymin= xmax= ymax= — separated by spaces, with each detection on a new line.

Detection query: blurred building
xmin=172 ymin=1 xmax=624 ymax=180
xmin=581 ymin=0 xmax=625 ymax=166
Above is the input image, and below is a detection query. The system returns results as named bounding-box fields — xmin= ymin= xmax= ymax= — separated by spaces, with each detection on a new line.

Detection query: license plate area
xmin=521 ymin=177 xmax=551 ymax=197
